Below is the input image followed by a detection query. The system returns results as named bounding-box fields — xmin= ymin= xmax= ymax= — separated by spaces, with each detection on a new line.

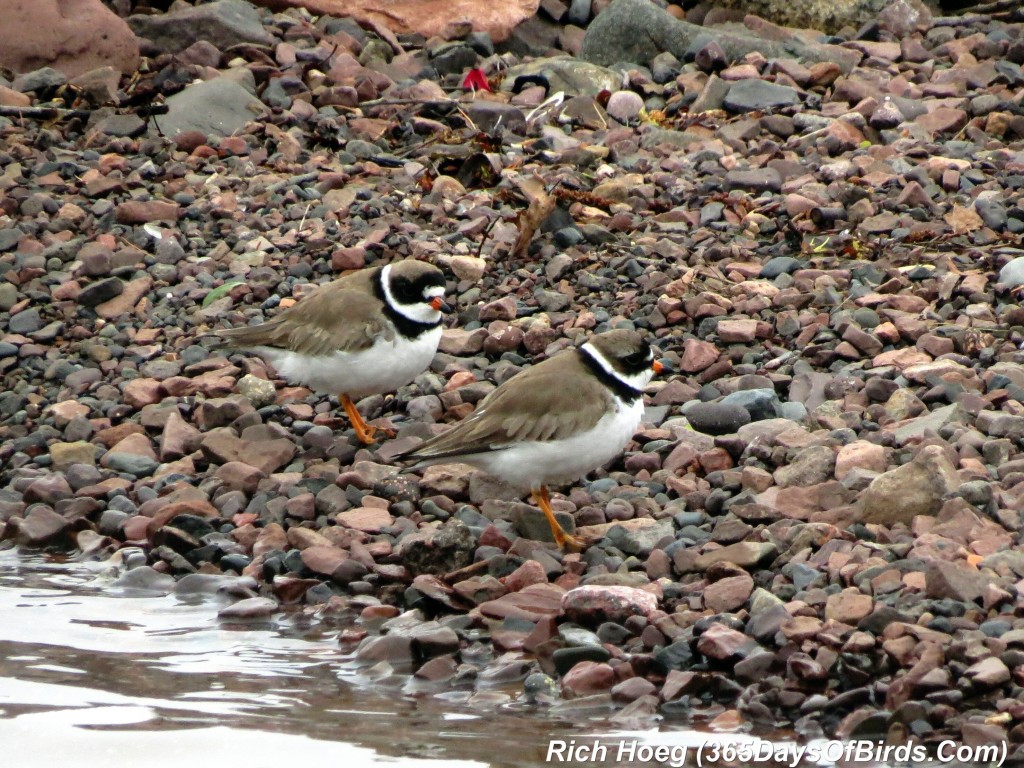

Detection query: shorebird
xmin=397 ymin=329 xmax=663 ymax=549
xmin=218 ymin=260 xmax=449 ymax=444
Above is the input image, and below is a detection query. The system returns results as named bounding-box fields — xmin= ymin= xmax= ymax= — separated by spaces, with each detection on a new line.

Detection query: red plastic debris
xmin=462 ymin=68 xmax=492 ymax=92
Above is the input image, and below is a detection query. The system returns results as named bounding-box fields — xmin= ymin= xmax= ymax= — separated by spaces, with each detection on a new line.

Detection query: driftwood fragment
xmin=0 ymin=104 xmax=168 ymax=122
xmin=940 ymin=0 xmax=1024 ymax=21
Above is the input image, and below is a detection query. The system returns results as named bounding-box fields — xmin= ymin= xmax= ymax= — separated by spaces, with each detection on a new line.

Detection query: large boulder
xmin=128 ymin=0 xmax=276 ymax=54
xmin=0 ymin=0 xmax=140 ymax=78
xmin=709 ymin=0 xmax=933 ymax=36
xmin=252 ymin=0 xmax=540 ymax=42
xmin=581 ymin=0 xmax=860 ymax=73
xmin=154 ymin=77 xmax=267 ymax=139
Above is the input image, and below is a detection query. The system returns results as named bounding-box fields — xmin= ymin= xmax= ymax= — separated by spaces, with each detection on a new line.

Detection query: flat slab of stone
xmin=128 ymin=0 xmax=275 ymax=53
xmin=478 ymin=583 xmax=566 ymax=622
xmin=155 ymin=77 xmax=266 ymax=139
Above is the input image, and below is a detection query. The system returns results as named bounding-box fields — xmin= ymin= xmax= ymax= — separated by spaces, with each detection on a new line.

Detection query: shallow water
xmin=0 ymin=551 xmax=541 ymax=767
xmin=0 ymin=550 xmax=972 ymax=768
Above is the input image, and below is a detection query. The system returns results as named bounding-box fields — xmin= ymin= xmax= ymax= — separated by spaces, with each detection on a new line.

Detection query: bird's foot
xmin=352 ymin=422 xmax=379 ymax=446
xmin=351 ymin=421 xmax=399 ymax=446
xmin=553 ymin=530 xmax=586 ymax=553
xmin=340 ymin=394 xmax=393 ymax=446
xmin=532 ymin=486 xmax=586 ymax=552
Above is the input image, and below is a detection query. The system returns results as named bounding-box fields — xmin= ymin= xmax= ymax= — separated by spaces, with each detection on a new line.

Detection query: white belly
xmin=466 ymin=398 xmax=644 ymax=491
xmin=254 ymin=326 xmax=441 ymax=398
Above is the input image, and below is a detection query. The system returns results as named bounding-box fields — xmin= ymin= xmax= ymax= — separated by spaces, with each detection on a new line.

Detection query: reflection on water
xmin=0 ymin=550 xmax=616 ymax=767
xmin=0 ymin=550 xmax=843 ymax=768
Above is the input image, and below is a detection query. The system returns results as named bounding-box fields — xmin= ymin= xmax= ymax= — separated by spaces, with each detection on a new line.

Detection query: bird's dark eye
xmin=392 ymin=280 xmax=420 ymax=303
xmin=622 ymin=350 xmax=651 ymax=370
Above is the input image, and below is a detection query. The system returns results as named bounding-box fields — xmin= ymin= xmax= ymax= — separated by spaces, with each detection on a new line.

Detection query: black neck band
xmin=578 ymin=348 xmax=642 ymax=405
xmin=373 ymin=268 xmax=441 ymax=339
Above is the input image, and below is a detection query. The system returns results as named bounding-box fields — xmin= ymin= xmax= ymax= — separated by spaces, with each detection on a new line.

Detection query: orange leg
xmin=340 ymin=394 xmax=387 ymax=445
xmin=531 ymin=486 xmax=584 ymax=552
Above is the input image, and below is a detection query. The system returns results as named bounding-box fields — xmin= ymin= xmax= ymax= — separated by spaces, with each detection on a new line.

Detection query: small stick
xmin=0 ymin=106 xmax=92 ymax=120
xmin=930 ymin=13 xmax=991 ymax=26
xmin=356 ymin=98 xmax=461 ymax=109
xmin=0 ymin=104 xmax=170 ymax=121
xmin=475 ymin=216 xmax=499 ymax=259
xmin=441 ymin=559 xmax=490 ymax=584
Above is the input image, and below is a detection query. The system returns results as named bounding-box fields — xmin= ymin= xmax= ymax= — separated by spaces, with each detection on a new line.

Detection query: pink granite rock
xmin=561 ymin=585 xmax=658 ymax=625
xmin=256 ymin=0 xmax=537 ymax=41
xmin=0 ymin=0 xmax=139 ymax=77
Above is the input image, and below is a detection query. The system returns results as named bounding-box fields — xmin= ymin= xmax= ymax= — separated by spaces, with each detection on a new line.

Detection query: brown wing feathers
xmin=400 ymin=354 xmax=610 ymax=461
xmin=217 ymin=269 xmax=389 ymax=356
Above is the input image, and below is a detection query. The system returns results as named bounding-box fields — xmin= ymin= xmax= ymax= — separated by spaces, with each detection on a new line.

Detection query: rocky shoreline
xmin=2 ymin=0 xmax=1024 ymax=758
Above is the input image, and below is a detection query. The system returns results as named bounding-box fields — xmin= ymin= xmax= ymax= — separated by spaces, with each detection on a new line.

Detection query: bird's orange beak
xmin=652 ymin=360 xmax=665 ymax=374
xmin=430 ymin=297 xmax=451 ymax=312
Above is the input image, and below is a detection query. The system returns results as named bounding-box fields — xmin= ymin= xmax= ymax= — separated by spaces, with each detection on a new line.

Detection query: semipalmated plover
xmin=397 ymin=329 xmax=663 ymax=548
xmin=218 ymin=260 xmax=449 ymax=444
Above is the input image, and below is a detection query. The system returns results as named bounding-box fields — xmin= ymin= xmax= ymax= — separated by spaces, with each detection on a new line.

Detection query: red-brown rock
xmin=255 ymin=0 xmax=539 ymax=42
xmin=96 ymin=276 xmax=153 ymax=320
xmin=159 ymin=411 xmax=202 ymax=462
xmin=503 ymin=559 xmax=548 ymax=592
xmin=115 ymin=201 xmax=181 ymax=225
xmin=0 ymin=0 xmax=139 ymax=77
xmin=336 ymin=506 xmax=393 ymax=533
xmin=824 ymin=589 xmax=873 ymax=624
xmin=122 ymin=378 xmax=162 ymax=409
xmin=704 ymin=573 xmax=754 ymax=613
xmin=716 ymin=318 xmax=759 ymax=343
xmin=15 ymin=507 xmax=72 ymax=547
xmin=679 ymin=338 xmax=720 ymax=373
xmin=0 ymin=86 xmax=31 ymax=107
xmin=478 ymin=582 xmax=565 ymax=622
xmin=253 ymin=523 xmax=288 ymax=557
xmin=561 ymin=661 xmax=616 ymax=697
xmin=300 ymin=545 xmax=349 ymax=577
xmin=696 ymin=622 xmax=760 ymax=660
xmin=561 ymin=585 xmax=658 ymax=625
xmin=200 ymin=431 xmax=297 ymax=475
xmin=215 ymin=461 xmax=266 ymax=493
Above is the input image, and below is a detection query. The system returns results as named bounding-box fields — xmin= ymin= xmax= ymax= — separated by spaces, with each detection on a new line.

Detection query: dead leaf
xmin=938 ymin=273 xmax=959 ymax=302
xmin=511 ymin=176 xmax=555 ymax=259
xmin=944 ymin=204 xmax=983 ymax=235
xmin=517 ymin=176 xmax=548 ymax=205
xmin=263 ymin=123 xmax=303 ymax=163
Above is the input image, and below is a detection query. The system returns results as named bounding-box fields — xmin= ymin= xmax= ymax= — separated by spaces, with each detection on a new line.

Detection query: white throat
xmin=581 ymin=342 xmax=654 ymax=395
xmin=380 ymin=263 xmax=443 ymax=324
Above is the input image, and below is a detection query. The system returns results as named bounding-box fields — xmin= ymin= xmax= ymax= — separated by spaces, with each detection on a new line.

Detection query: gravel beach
xmin=2 ymin=0 xmax=1024 ymax=757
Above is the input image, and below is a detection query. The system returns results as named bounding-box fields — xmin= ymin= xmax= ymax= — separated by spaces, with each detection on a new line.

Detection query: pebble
xmin=859 ymin=445 xmax=960 ymax=526
xmin=605 ymin=91 xmax=644 ymax=123
xmin=723 ymin=79 xmax=801 ymax=112
xmin=684 ymin=402 xmax=751 ymax=435
xmin=561 ymin=660 xmax=616 ymax=697
xmin=218 ymin=597 xmax=279 ymax=619
xmin=237 ymin=374 xmax=277 ymax=408
xmin=15 ymin=506 xmax=71 ymax=546
xmin=9 ymin=309 xmax=43 ymax=334
xmin=561 ymin=585 xmax=658 ymax=625
xmin=998 ymin=257 xmax=1024 ymax=288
